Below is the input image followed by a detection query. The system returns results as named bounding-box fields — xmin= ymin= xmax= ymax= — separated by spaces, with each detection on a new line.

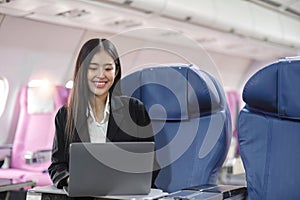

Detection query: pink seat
xmin=0 ymin=85 xmax=69 ymax=186
xmin=226 ymin=91 xmax=241 ymax=131
xmin=226 ymin=91 xmax=241 ymax=155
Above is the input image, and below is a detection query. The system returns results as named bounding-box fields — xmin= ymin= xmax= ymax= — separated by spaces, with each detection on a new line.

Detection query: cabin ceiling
xmin=0 ymin=0 xmax=299 ymax=61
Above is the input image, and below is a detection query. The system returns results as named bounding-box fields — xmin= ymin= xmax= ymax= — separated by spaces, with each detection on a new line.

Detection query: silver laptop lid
xmin=68 ymin=142 xmax=155 ymax=197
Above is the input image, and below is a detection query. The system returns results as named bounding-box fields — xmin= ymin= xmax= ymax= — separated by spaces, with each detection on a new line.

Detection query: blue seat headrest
xmin=121 ymin=64 xmax=223 ymax=120
xmin=243 ymin=58 xmax=300 ymax=120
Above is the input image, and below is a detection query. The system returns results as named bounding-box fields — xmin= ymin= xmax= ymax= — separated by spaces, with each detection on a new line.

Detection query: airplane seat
xmin=121 ymin=64 xmax=232 ymax=192
xmin=238 ymin=57 xmax=300 ymax=200
xmin=0 ymin=85 xmax=69 ymax=186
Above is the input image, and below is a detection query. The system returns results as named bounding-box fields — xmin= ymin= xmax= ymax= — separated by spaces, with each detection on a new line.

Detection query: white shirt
xmin=87 ymin=97 xmax=110 ymax=143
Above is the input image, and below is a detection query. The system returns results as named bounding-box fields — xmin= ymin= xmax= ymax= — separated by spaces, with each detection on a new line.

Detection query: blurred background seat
xmin=0 ymin=84 xmax=69 ymax=187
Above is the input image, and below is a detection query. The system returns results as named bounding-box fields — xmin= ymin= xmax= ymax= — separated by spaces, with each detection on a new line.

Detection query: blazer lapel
xmin=107 ymin=96 xmax=125 ymax=142
xmin=74 ymin=120 xmax=90 ymax=142
xmin=78 ymin=123 xmax=90 ymax=142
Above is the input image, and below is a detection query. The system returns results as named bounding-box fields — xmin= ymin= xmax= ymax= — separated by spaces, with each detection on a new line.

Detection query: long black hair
xmin=65 ymin=38 xmax=122 ymax=143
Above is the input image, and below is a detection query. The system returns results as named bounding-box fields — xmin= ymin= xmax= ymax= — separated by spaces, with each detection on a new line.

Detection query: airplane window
xmin=27 ymin=80 xmax=54 ymax=114
xmin=65 ymin=80 xmax=73 ymax=89
xmin=0 ymin=77 xmax=9 ymax=117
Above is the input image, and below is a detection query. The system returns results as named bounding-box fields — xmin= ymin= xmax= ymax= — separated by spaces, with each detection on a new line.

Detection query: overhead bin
xmin=92 ymin=0 xmax=300 ymax=48
xmin=279 ymin=15 xmax=300 ymax=47
xmin=1 ymin=0 xmax=300 ymax=50
xmin=154 ymin=0 xmax=299 ymax=49
xmin=249 ymin=4 xmax=283 ymax=44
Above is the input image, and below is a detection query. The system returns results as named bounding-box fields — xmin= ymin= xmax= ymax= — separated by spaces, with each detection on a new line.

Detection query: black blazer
xmin=48 ymin=96 xmax=158 ymax=189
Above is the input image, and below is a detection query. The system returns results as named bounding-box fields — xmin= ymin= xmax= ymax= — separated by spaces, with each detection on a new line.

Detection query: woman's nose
xmin=97 ymin=68 xmax=105 ymax=77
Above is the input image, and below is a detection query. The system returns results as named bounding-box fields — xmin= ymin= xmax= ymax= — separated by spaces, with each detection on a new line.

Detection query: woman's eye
xmin=104 ymin=64 xmax=114 ymax=71
xmin=89 ymin=63 xmax=99 ymax=70
xmin=88 ymin=67 xmax=98 ymax=70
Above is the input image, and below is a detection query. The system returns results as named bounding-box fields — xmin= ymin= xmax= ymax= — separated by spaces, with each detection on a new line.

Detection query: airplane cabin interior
xmin=0 ymin=0 xmax=300 ymax=199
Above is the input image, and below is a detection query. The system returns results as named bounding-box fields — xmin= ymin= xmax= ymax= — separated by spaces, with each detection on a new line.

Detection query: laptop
xmin=65 ymin=142 xmax=155 ymax=197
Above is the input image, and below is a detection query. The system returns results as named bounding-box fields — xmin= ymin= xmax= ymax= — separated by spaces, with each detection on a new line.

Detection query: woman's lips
xmin=94 ymin=81 xmax=106 ymax=88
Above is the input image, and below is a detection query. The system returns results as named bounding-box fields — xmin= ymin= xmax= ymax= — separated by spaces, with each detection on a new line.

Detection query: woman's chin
xmin=93 ymin=91 xmax=109 ymax=98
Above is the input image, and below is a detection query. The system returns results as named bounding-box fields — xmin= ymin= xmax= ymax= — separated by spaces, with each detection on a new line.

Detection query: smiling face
xmin=87 ymin=50 xmax=118 ymax=99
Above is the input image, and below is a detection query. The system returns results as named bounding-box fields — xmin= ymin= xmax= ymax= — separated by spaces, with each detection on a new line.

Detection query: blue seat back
xmin=238 ymin=58 xmax=300 ymax=200
xmin=121 ymin=64 xmax=231 ymax=192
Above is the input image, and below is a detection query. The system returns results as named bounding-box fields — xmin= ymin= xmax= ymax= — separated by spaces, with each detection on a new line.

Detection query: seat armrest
xmin=0 ymin=144 xmax=13 ymax=150
xmin=182 ymin=184 xmax=247 ymax=199
xmin=0 ymin=145 xmax=12 ymax=158
xmin=0 ymin=180 xmax=36 ymax=192
xmin=25 ymin=150 xmax=52 ymax=164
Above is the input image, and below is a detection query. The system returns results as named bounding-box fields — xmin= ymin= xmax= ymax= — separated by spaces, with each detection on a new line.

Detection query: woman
xmin=48 ymin=38 xmax=157 ymax=189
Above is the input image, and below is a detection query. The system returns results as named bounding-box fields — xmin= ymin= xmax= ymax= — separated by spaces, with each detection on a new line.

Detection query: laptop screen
xmin=68 ymin=142 xmax=155 ymax=197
